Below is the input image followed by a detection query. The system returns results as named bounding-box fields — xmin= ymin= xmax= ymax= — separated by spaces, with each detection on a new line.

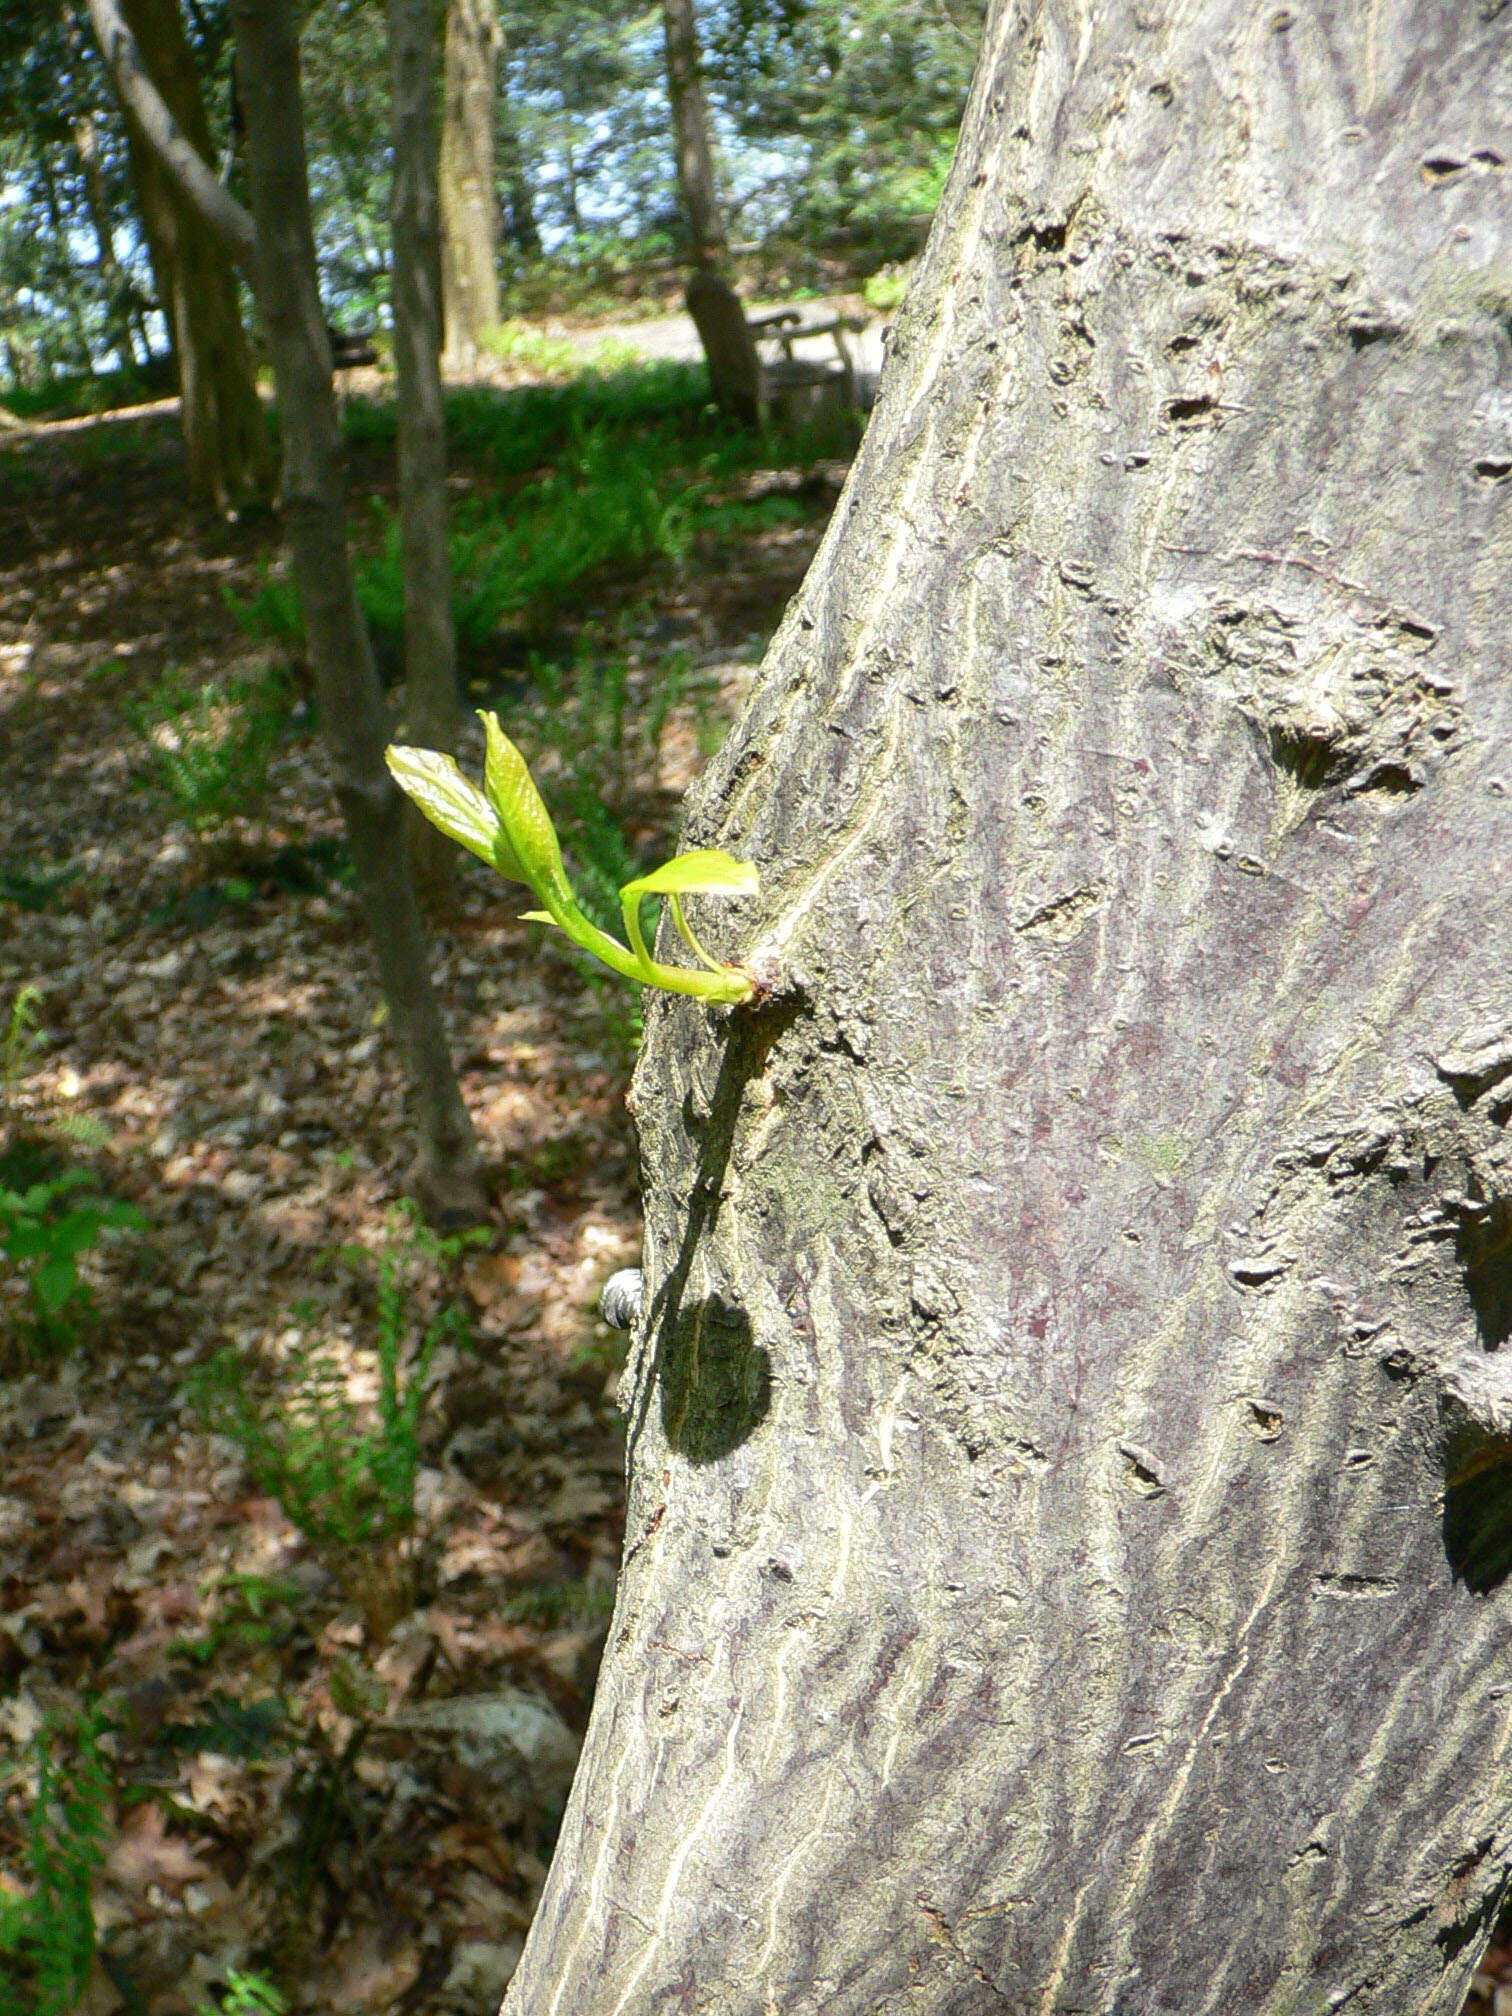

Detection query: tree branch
xmin=85 ymin=0 xmax=258 ymax=270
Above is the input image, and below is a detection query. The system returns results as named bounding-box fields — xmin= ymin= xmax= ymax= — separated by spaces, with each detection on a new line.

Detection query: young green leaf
xmin=480 ymin=712 xmax=572 ymax=903
xmin=388 ymin=729 xmax=759 ymax=1004
xmin=620 ymin=849 xmax=759 ymax=976
xmin=618 ymin=849 xmax=759 ymax=903
xmin=385 ymin=746 xmax=514 ymax=872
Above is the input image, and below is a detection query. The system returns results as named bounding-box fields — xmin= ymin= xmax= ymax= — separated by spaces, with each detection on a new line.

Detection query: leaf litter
xmin=0 ymin=386 xmax=836 ymax=2013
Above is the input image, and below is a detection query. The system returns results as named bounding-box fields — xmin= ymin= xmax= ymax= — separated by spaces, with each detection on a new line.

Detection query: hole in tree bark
xmin=1443 ymin=1426 xmax=1512 ymax=1594
xmin=1347 ymin=315 xmax=1400 ymax=348
xmin=1267 ymin=722 xmax=1350 ymax=789
xmin=1352 ymin=762 xmax=1420 ymax=797
xmin=1455 ymin=1198 xmax=1512 ymax=1351
xmin=1020 ymin=218 xmax=1068 ymax=253
xmin=1163 ymin=393 xmax=1218 ymax=425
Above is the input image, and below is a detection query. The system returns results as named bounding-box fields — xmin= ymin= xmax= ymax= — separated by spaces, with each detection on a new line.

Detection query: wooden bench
xmin=327 ymin=325 xmax=378 ymax=371
xmin=685 ymin=269 xmax=858 ymax=427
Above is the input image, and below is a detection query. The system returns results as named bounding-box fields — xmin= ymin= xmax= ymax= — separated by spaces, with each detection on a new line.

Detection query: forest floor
xmin=0 ymin=353 xmax=850 ymax=2013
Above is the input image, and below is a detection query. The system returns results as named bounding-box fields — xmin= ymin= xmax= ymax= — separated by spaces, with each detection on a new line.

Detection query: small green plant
xmin=4 ymin=991 xmax=108 ymax=1154
xmin=225 ymin=567 xmax=304 ymax=653
xmin=0 ymin=1167 xmax=145 ymax=1351
xmin=130 ymin=662 xmax=292 ymax=830
xmin=170 ymin=1574 xmax=306 ymax=1668
xmin=387 ymin=712 xmax=759 ymax=1004
xmin=192 ymin=1218 xmax=474 ymax=1550
xmin=479 ymin=317 xmax=581 ymax=376
xmin=0 ymin=858 xmax=80 ymax=913
xmin=198 ymin=1970 xmax=287 ymax=2016
xmin=863 ymin=264 xmax=913 ymax=312
xmin=2 ymin=986 xmax=42 ymax=1100
xmin=0 ymin=1705 xmax=111 ymax=2016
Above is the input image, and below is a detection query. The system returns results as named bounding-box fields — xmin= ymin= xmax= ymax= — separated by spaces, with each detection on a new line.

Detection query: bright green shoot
xmin=386 ymin=712 xmax=757 ymax=1005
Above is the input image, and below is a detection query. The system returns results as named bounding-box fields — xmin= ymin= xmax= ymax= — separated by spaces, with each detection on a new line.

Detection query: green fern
xmin=192 ymin=1215 xmax=475 ymax=1551
xmin=130 ymin=663 xmax=292 ymax=831
xmin=199 ymin=1968 xmax=287 ymax=2016
xmin=0 ymin=1706 xmax=111 ymax=2016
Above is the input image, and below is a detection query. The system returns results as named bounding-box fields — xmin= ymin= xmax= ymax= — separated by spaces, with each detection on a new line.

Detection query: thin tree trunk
xmin=439 ymin=0 xmax=499 ymax=374
xmin=73 ymin=115 xmax=143 ymax=371
xmin=88 ymin=0 xmax=487 ymax=1225
xmin=498 ymin=93 xmax=540 ymax=259
xmin=229 ymin=0 xmax=484 ymax=1222
xmin=388 ymin=0 xmax=461 ymax=910
xmin=661 ymin=0 xmax=724 ymax=264
xmin=505 ymin=3 xmax=1512 ymax=2012
xmin=36 ymin=151 xmax=94 ymax=375
xmin=559 ymin=124 xmax=583 ymax=237
xmin=113 ymin=0 xmax=269 ymax=508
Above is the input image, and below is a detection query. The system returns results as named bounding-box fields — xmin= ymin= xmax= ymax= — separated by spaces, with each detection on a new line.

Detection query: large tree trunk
xmin=505 ymin=4 xmax=1512 ymax=2012
xmin=387 ymin=0 xmax=461 ymax=911
xmin=439 ymin=0 xmax=499 ymax=374
xmin=115 ymin=0 xmax=269 ymax=508
xmin=661 ymin=0 xmax=724 ymax=264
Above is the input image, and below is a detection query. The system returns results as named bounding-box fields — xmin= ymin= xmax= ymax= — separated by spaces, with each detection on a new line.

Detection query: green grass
xmin=0 ymin=358 xmax=174 ymax=424
xmin=291 ymin=362 xmax=852 ymax=667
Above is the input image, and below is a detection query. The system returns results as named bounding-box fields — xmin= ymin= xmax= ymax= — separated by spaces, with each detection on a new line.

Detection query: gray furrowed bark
xmin=505 ymin=3 xmax=1512 ymax=2012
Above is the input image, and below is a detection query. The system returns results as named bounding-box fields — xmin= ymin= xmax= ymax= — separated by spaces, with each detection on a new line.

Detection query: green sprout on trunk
xmin=387 ymin=712 xmax=757 ymax=1006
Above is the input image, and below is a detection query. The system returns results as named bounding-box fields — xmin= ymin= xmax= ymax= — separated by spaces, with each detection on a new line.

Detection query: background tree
xmin=438 ymin=0 xmax=500 ymax=371
xmin=502 ymin=3 xmax=1512 ymax=2012
xmin=0 ymin=2 xmax=160 ymax=389
xmin=388 ymin=0 xmax=463 ymax=907
xmin=111 ymin=0 xmax=270 ymax=507
xmin=661 ymin=0 xmax=724 ymax=264
xmin=71 ymin=109 xmax=154 ymax=372
xmin=88 ymin=0 xmax=486 ymax=1220
xmin=497 ymin=76 xmax=540 ymax=260
xmin=495 ymin=0 xmax=676 ymax=261
xmin=1 ymin=0 xmax=990 ymax=368
xmin=706 ymin=0 xmax=986 ymax=255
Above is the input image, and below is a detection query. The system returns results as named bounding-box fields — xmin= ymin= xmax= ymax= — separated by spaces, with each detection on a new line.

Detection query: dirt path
xmin=552 ymin=294 xmax=890 ymax=392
